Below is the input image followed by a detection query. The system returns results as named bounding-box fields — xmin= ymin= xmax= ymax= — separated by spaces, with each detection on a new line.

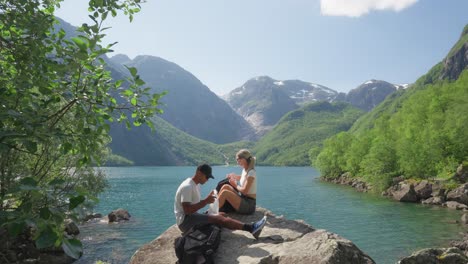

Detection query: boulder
xmin=431 ymin=182 xmax=446 ymax=197
xmin=461 ymin=214 xmax=468 ymax=225
xmin=108 ymin=208 xmax=131 ymax=223
xmin=83 ymin=213 xmax=103 ymax=222
xmin=130 ymin=208 xmax=375 ymax=264
xmin=446 ymin=184 xmax=468 ymax=205
xmin=421 ymin=196 xmax=445 ymax=206
xmin=444 ymin=201 xmax=468 ymax=210
xmin=414 ymin=180 xmax=433 ymax=200
xmin=398 ymin=247 xmax=468 ymax=264
xmin=392 ymin=183 xmax=418 ymax=202
xmin=454 ymin=164 xmax=468 ymax=183
xmin=64 ymin=220 xmax=80 ymax=236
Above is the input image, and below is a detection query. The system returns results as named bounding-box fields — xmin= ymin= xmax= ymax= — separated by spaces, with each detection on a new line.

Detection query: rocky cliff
xmin=130 ymin=208 xmax=375 ymax=264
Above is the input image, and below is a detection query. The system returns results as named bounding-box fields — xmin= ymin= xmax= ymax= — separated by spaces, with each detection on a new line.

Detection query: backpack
xmin=174 ymin=224 xmax=221 ymax=264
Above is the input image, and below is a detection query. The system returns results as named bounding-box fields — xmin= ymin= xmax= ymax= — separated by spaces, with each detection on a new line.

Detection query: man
xmin=174 ymin=164 xmax=267 ymax=239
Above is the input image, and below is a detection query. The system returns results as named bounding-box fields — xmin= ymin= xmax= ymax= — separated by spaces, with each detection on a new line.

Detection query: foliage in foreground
xmin=0 ymin=0 xmax=163 ymax=259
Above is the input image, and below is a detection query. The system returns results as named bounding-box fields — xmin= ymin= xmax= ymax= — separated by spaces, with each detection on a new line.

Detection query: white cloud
xmin=320 ymin=0 xmax=418 ymax=17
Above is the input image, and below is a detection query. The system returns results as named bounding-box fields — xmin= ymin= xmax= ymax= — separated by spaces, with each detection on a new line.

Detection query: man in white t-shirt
xmin=174 ymin=164 xmax=267 ymax=239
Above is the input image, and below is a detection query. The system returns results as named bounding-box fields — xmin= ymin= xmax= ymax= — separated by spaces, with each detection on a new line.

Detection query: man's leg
xmin=207 ymin=214 xmax=244 ymax=230
xmin=207 ymin=214 xmax=267 ymax=239
xmin=180 ymin=213 xmax=267 ymax=239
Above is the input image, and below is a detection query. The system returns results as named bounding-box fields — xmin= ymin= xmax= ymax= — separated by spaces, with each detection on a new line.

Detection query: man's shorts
xmin=178 ymin=213 xmax=210 ymax=234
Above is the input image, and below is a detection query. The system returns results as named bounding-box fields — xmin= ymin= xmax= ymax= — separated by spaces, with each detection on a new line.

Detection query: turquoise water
xmin=75 ymin=166 xmax=467 ymax=264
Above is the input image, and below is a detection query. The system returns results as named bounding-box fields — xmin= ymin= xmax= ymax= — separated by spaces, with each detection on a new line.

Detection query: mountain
xmin=344 ymin=80 xmax=400 ymax=111
xmin=273 ymin=79 xmax=340 ymax=104
xmin=109 ymin=116 xmax=254 ymax=165
xmin=224 ymin=76 xmax=340 ymax=136
xmin=253 ymin=101 xmax=363 ymax=166
xmin=224 ymin=76 xmax=403 ymax=136
xmin=109 ymin=55 xmax=256 ymax=144
xmin=54 ymin=18 xmax=255 ymax=165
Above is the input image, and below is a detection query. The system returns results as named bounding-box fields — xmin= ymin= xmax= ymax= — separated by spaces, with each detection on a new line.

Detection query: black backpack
xmin=174 ymin=224 xmax=221 ymax=264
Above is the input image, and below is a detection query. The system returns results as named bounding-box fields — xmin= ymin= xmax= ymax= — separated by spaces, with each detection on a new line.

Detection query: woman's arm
xmin=234 ymin=176 xmax=254 ymax=195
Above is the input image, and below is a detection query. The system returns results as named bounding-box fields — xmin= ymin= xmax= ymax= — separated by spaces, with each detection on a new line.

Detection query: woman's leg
xmin=218 ymin=188 xmax=241 ymax=210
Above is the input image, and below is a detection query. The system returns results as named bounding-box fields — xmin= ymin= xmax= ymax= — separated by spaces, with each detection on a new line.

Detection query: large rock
xmin=392 ymin=183 xmax=418 ymax=202
xmin=108 ymin=208 xmax=131 ymax=223
xmin=414 ymin=180 xmax=433 ymax=200
xmin=398 ymin=247 xmax=468 ymax=264
xmin=446 ymin=183 xmax=468 ymax=205
xmin=130 ymin=208 xmax=375 ymax=264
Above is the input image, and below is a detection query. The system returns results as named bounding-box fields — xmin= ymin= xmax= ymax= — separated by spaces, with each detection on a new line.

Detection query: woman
xmin=218 ymin=149 xmax=257 ymax=215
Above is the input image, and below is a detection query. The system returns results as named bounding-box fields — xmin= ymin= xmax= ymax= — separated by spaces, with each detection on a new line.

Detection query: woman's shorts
xmin=238 ymin=195 xmax=256 ymax=214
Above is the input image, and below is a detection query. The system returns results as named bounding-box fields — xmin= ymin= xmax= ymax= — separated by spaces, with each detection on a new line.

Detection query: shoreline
xmin=321 ymin=173 xmax=468 ymax=261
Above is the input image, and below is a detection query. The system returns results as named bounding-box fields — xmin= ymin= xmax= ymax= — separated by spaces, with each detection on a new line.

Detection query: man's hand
xmin=204 ymin=190 xmax=216 ymax=204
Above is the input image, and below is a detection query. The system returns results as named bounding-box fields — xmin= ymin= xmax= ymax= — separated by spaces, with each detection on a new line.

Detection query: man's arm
xmin=182 ymin=191 xmax=215 ymax=215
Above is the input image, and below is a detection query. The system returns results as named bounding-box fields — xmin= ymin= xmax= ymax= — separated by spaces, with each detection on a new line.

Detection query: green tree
xmin=315 ymin=132 xmax=353 ymax=178
xmin=0 ymin=0 xmax=163 ymax=259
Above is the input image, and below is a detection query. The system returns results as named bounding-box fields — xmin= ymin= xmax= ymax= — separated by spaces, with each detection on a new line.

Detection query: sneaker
xmin=251 ymin=215 xmax=267 ymax=239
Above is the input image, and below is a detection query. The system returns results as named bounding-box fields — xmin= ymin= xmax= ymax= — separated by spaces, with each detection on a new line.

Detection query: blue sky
xmin=56 ymin=0 xmax=468 ymax=95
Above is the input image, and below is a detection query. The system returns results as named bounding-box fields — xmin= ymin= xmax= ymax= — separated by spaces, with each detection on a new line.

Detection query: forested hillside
xmin=314 ymin=25 xmax=468 ymax=191
xmin=253 ymin=102 xmax=363 ymax=166
xmin=110 ymin=116 xmax=254 ymax=166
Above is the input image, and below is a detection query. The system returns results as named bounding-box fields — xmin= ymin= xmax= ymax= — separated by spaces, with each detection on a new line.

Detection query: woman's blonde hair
xmin=236 ymin=149 xmax=255 ymax=171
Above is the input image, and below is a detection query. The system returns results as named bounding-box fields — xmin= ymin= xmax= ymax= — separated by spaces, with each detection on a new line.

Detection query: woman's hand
xmin=228 ymin=177 xmax=237 ymax=188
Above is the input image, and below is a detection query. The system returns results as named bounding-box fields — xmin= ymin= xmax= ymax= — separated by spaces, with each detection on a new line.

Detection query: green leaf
xmin=123 ymin=89 xmax=133 ymax=97
xmin=71 ymin=37 xmax=87 ymax=51
xmin=135 ymin=78 xmax=145 ymax=86
xmin=24 ymin=141 xmax=37 ymax=153
xmin=62 ymin=239 xmax=83 ymax=259
xmin=69 ymin=195 xmax=85 ymax=210
xmin=48 ymin=178 xmax=66 ymax=186
xmin=126 ymin=66 xmax=138 ymax=77
xmin=130 ymin=97 xmax=137 ymax=106
xmin=36 ymin=226 xmax=58 ymax=249
xmin=19 ymin=177 xmax=39 ymax=191
xmin=40 ymin=208 xmax=51 ymax=220
xmin=115 ymin=80 xmax=123 ymax=87
xmin=62 ymin=142 xmax=73 ymax=154
xmin=62 ymin=238 xmax=83 ymax=259
xmin=7 ymin=221 xmax=25 ymax=237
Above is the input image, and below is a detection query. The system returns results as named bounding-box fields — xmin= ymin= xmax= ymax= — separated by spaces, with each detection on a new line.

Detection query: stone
xmin=414 ymin=180 xmax=433 ymax=200
xmin=392 ymin=183 xmax=418 ymax=202
xmin=64 ymin=220 xmax=80 ymax=236
xmin=130 ymin=208 xmax=375 ymax=264
xmin=461 ymin=213 xmax=468 ymax=224
xmin=421 ymin=196 xmax=445 ymax=205
xmin=446 ymin=183 xmax=468 ymax=205
xmin=444 ymin=201 xmax=468 ymax=210
xmin=398 ymin=247 xmax=468 ymax=264
xmin=108 ymin=208 xmax=131 ymax=223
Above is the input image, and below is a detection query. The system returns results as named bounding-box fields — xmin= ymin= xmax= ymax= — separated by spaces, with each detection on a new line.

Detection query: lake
xmin=74 ymin=166 xmax=467 ymax=264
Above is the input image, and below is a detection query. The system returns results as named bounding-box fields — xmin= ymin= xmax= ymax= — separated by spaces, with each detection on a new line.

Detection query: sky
xmin=56 ymin=0 xmax=468 ymax=95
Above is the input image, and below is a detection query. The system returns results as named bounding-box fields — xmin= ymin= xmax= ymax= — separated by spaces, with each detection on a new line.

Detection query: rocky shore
xmin=321 ymin=164 xmax=468 ymax=263
xmin=130 ymin=207 xmax=375 ymax=264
